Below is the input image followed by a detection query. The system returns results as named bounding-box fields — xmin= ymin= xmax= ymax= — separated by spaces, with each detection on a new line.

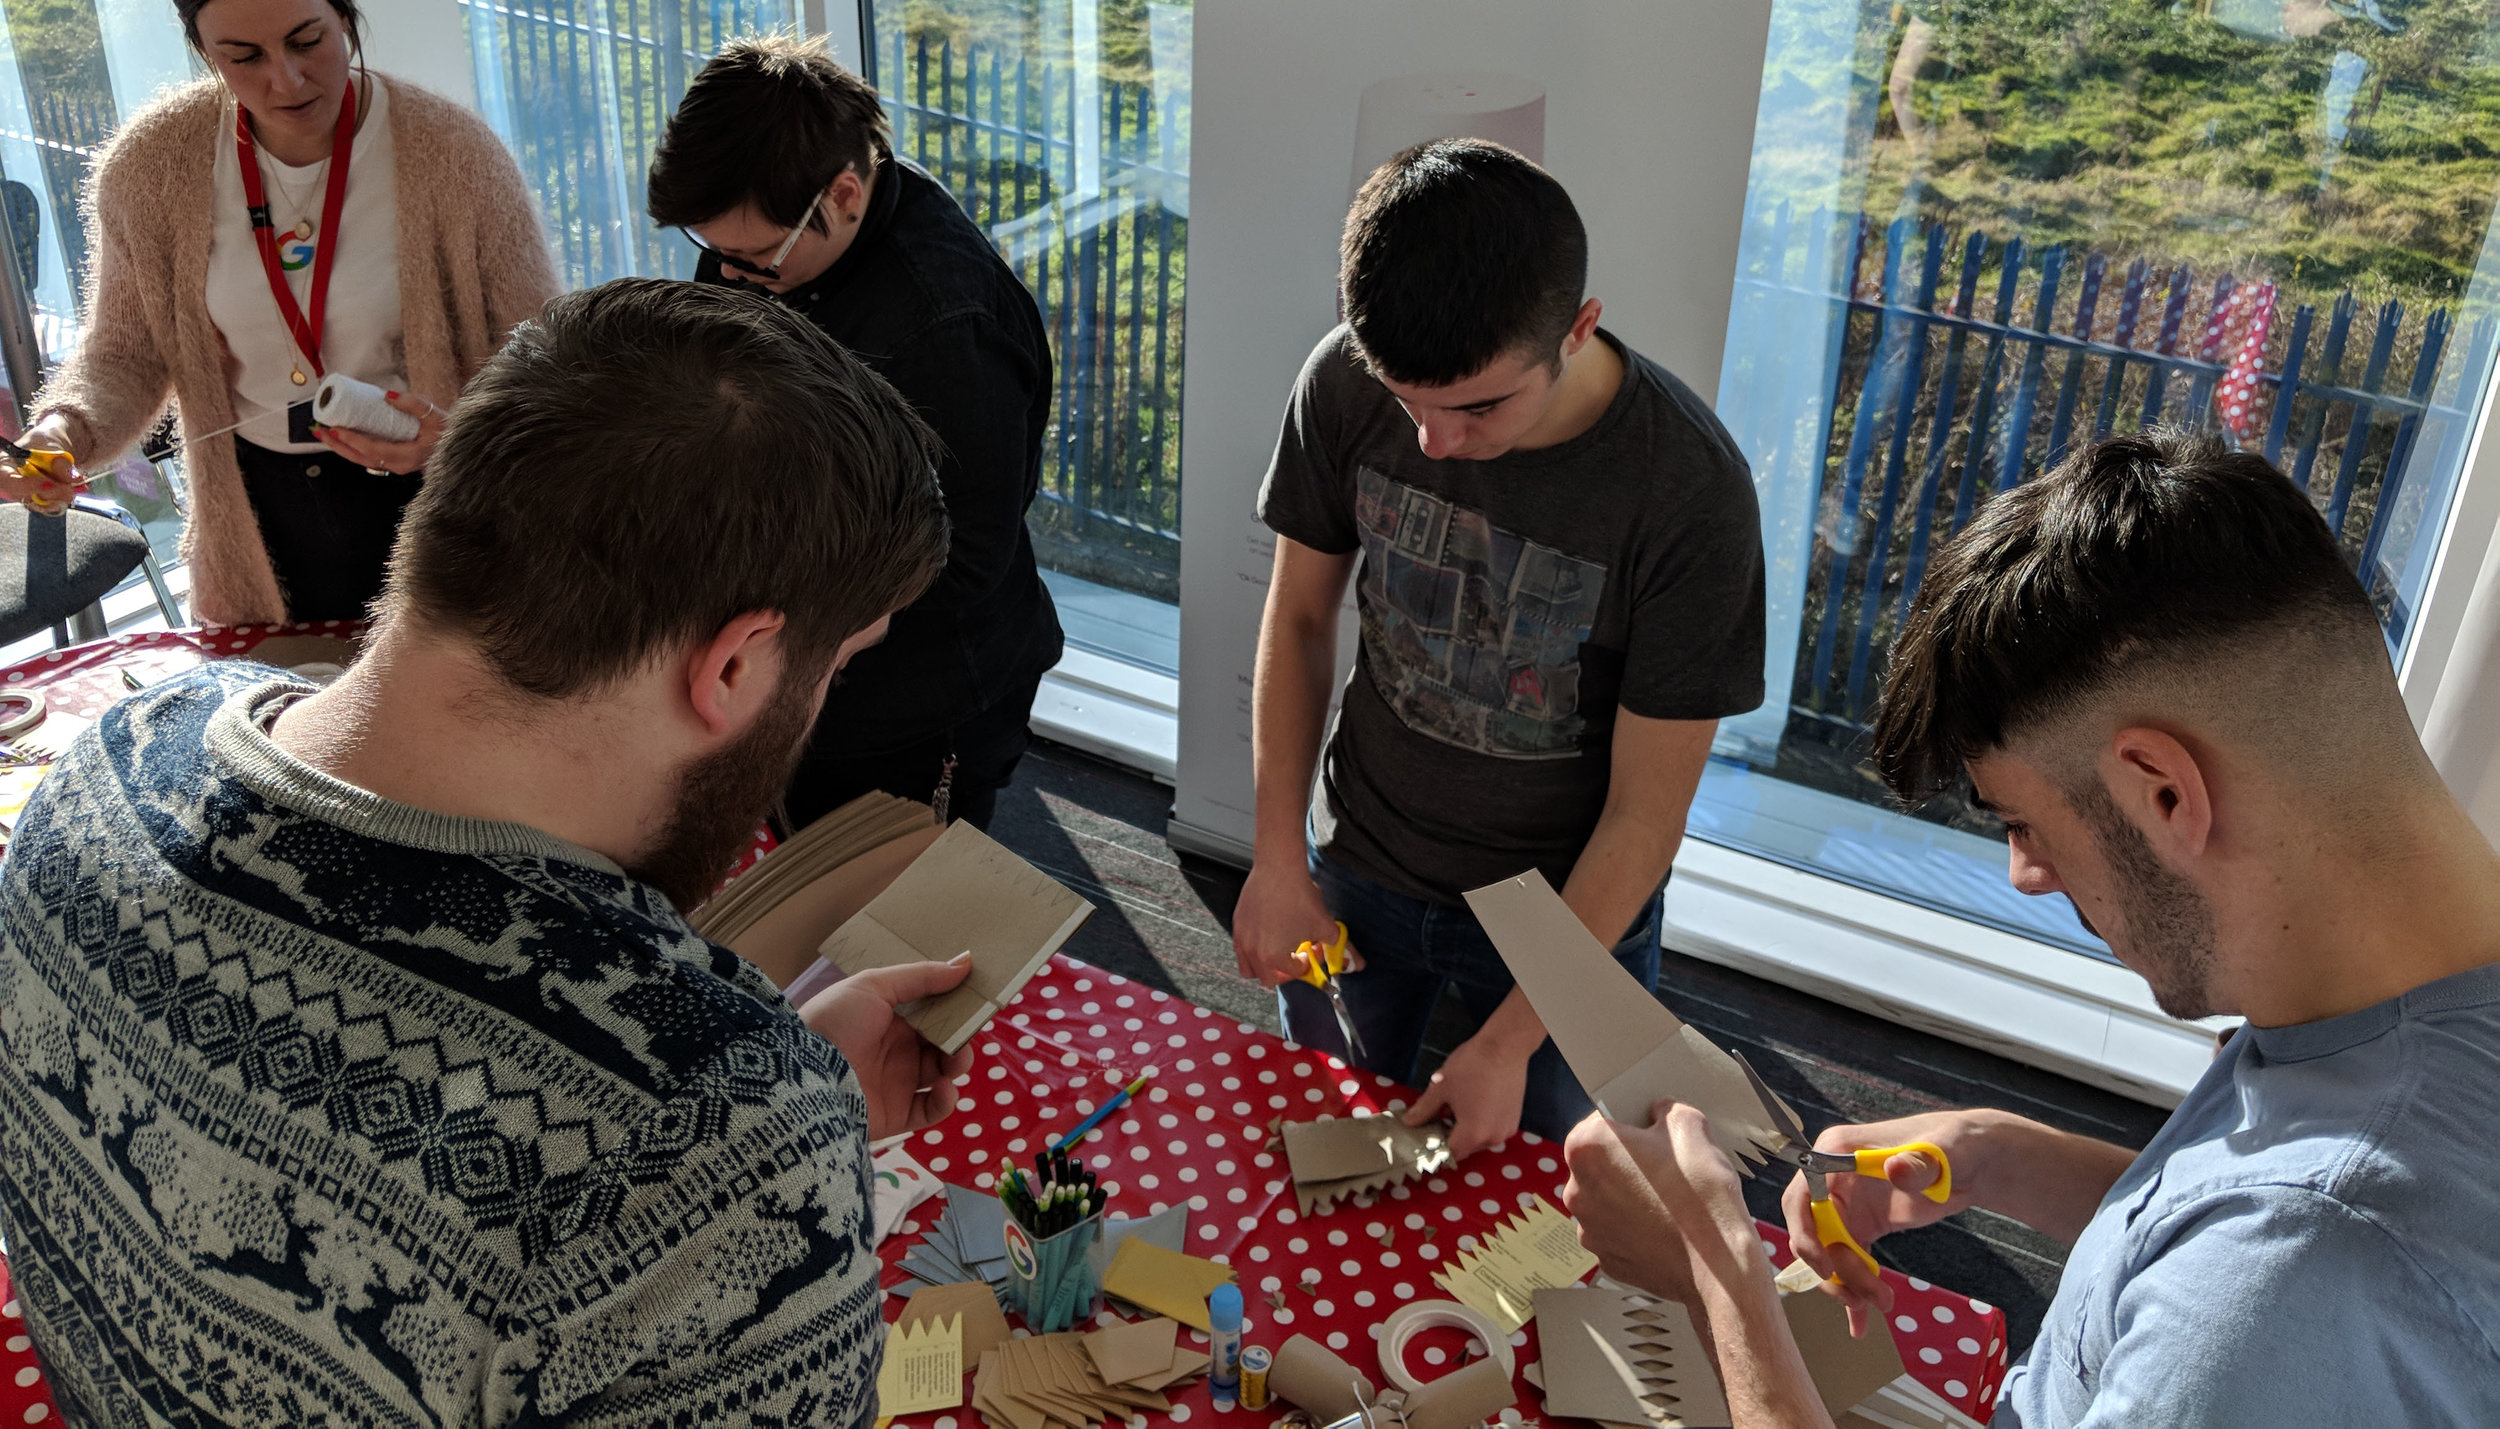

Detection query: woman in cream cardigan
xmin=17 ymin=0 xmax=556 ymax=624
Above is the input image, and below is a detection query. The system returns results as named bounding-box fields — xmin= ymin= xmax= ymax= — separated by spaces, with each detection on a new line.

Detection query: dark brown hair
xmin=386 ymin=278 xmax=948 ymax=699
xmin=175 ymin=0 xmax=364 ymax=57
xmin=1341 ymin=138 xmax=1588 ymax=387
xmin=647 ymin=34 xmax=891 ymax=236
xmin=1870 ymin=428 xmax=2381 ymax=801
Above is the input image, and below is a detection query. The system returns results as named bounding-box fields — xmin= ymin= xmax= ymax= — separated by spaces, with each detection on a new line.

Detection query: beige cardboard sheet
xmin=819 ymin=820 xmax=1094 ymax=1054
xmin=1463 ymin=871 xmax=1787 ymax=1166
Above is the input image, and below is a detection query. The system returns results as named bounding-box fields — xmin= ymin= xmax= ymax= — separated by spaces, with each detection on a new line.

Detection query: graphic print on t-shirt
xmin=1353 ymin=466 xmax=1607 ymax=759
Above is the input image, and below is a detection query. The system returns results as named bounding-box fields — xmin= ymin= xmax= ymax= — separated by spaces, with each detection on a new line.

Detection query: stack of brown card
xmin=968 ymin=1318 xmax=1210 ymax=1429
xmin=1281 ymin=1112 xmax=1452 ymax=1215
xmin=687 ymin=793 xmax=942 ymax=986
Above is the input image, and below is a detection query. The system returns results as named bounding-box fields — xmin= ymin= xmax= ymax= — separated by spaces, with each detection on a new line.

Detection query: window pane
xmin=1706 ymin=0 xmax=2500 ymax=957
xmin=461 ymin=0 xmax=800 ymax=286
xmin=863 ymin=0 xmax=1189 ymax=608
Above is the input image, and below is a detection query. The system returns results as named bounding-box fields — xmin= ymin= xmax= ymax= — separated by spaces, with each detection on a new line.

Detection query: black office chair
xmin=0 ymin=500 xmax=152 ymax=645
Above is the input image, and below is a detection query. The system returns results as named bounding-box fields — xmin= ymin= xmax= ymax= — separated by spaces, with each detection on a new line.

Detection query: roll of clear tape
xmin=311 ymin=372 xmax=420 ymax=442
xmin=1377 ymin=1300 xmax=1515 ymax=1393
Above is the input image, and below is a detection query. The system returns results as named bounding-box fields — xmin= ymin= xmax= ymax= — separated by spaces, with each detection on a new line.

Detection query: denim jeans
xmin=1276 ymin=847 xmax=1663 ymax=1143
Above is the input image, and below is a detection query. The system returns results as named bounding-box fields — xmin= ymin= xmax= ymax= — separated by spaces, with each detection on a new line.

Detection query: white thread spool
xmin=311 ymin=373 xmax=420 ymax=442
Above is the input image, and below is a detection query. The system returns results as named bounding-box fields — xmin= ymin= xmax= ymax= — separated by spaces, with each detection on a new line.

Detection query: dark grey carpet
xmin=986 ymin=740 xmax=2174 ymax=1355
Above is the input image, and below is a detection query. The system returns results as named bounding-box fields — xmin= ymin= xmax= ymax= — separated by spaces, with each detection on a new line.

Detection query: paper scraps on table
xmin=1530 ymin=1276 xmax=1909 ymax=1426
xmin=899 ymin=1281 xmax=1012 ymax=1363
xmin=821 ymin=820 xmax=1095 ymax=1054
xmin=967 ymin=1324 xmax=1210 ymax=1429
xmin=870 ymin=1143 xmax=942 ymax=1247
xmin=1463 ymin=869 xmax=1793 ymax=1168
xmin=1098 ymin=1238 xmax=1236 ymax=1331
xmin=895 ymin=1184 xmax=1015 ymax=1293
xmin=1429 ymin=1194 xmax=1597 ymax=1333
xmin=1280 ymin=1111 xmax=1452 ymax=1216
xmin=876 ymin=1312 xmax=964 ymax=1415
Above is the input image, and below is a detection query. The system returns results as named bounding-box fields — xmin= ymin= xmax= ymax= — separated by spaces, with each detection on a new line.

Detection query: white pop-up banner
xmin=1167 ymin=0 xmax=1777 ymax=863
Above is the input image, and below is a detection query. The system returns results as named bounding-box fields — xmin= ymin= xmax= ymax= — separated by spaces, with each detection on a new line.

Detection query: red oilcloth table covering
xmin=877 ymin=955 xmax=2010 ymax=1426
xmin=0 ymin=629 xmax=2006 ymax=1424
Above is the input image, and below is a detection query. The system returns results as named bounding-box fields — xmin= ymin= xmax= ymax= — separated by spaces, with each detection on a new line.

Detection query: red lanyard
xmin=235 ymin=82 xmax=356 ymax=381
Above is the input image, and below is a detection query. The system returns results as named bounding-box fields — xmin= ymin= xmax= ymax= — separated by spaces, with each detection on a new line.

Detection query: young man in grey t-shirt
xmin=1236 ymin=139 xmax=1766 ymax=1160
xmin=1560 ymin=431 xmax=2500 ymax=1426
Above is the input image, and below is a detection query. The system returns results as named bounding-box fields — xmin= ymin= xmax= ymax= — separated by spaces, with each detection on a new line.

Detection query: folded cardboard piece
xmin=877 ymin=1311 xmax=966 ymax=1415
xmin=1097 ymin=1238 xmax=1235 ymax=1331
xmin=1281 ymin=1112 xmax=1452 ymax=1215
xmin=1429 ymin=1194 xmax=1598 ymax=1333
xmin=968 ymin=1322 xmax=1210 ymax=1429
xmin=819 ymin=820 xmax=1095 ymax=1055
xmin=1531 ymin=1277 xmax=1907 ymax=1427
xmin=1462 ymin=871 xmax=1793 ymax=1168
xmin=689 ymin=792 xmax=942 ymax=988
xmin=899 ymin=1281 xmax=1013 ymax=1363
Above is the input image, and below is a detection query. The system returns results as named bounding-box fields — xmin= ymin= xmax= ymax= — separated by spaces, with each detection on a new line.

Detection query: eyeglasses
xmin=683 ymin=188 xmax=825 ymax=284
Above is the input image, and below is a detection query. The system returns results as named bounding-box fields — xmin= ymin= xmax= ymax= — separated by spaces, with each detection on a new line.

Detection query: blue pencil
xmin=1050 ymin=1072 xmax=1154 ymax=1153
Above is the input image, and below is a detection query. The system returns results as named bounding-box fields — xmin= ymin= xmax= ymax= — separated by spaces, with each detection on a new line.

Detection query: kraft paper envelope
xmin=1085 ymin=1315 xmax=1180 ymax=1385
xmin=1463 ymin=870 xmax=1789 ymax=1166
xmin=819 ymin=820 xmax=1094 ymax=1054
xmin=1783 ymin=1281 xmax=1909 ymax=1418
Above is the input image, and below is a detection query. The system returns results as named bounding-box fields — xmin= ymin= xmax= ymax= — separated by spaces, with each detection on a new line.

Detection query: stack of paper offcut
xmin=689 ymin=792 xmax=942 ymax=983
xmin=970 ymin=1319 xmax=1210 ymax=1429
xmin=897 ymin=1185 xmax=1016 ymax=1293
xmin=1280 ymin=1112 xmax=1451 ymax=1215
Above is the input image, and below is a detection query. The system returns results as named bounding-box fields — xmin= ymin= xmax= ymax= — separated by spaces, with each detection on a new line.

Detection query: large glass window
xmin=863 ymin=0 xmax=1190 ymax=617
xmin=1705 ymin=0 xmax=2500 ymax=956
xmin=461 ymin=0 xmax=798 ymax=286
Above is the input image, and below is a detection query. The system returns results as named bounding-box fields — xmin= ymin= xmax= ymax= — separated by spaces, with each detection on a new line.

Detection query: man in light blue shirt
xmin=1554 ymin=429 xmax=2500 ymax=1426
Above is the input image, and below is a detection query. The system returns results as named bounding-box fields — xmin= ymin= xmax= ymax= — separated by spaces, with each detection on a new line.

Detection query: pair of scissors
xmin=0 ymin=435 xmax=82 ymax=516
xmin=1294 ymin=920 xmax=1368 ymax=1061
xmin=1732 ymin=1049 xmax=1952 ymax=1279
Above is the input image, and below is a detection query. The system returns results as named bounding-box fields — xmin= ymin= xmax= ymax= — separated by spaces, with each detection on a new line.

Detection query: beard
xmin=628 ymin=664 xmax=824 ymax=913
xmin=2070 ymin=781 xmax=2220 ymax=1019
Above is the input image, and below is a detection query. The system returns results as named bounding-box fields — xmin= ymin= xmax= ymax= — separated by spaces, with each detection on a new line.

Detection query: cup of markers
xmin=998 ymin=1150 xmax=1107 ymax=1333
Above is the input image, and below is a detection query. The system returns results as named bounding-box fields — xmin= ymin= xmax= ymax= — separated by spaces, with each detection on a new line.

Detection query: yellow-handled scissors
xmin=1295 ymin=920 xmax=1368 ymax=1062
xmin=1 ymin=436 xmax=81 ymax=516
xmin=1732 ymin=1049 xmax=1951 ymax=1279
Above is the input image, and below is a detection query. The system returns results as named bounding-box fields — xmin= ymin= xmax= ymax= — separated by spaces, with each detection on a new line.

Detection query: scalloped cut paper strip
xmin=1462 ymin=870 xmax=1792 ymax=1168
xmin=1281 ymin=1112 xmax=1452 ymax=1215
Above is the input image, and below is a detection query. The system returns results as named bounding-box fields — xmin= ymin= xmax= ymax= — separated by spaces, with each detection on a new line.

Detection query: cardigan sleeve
xmin=33 ymin=108 xmax=184 ymax=462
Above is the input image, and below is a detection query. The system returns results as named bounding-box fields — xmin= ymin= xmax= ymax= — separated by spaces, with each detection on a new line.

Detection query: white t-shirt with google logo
xmin=204 ymin=73 xmax=405 ymax=455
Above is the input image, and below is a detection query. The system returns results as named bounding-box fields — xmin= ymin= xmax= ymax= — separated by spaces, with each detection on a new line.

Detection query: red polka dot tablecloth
xmin=878 ymin=954 xmax=2009 ymax=1425
xmin=0 ymin=1258 xmax=60 ymax=1425
xmin=0 ymin=622 xmax=356 ymax=718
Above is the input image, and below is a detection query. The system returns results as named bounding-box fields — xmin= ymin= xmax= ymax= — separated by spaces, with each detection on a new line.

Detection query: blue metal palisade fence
xmin=461 ymin=4 xmax=1189 ymax=597
xmin=870 ymin=30 xmax=1187 ymax=597
xmin=1726 ymin=204 xmax=2494 ymax=743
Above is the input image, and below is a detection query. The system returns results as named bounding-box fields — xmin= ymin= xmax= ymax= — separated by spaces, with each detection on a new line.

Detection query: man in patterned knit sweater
xmin=0 ymin=280 xmax=971 ymax=1426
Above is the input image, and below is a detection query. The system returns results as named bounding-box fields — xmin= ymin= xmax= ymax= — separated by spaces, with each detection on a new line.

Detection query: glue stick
xmin=1208 ymin=1283 xmax=1244 ymax=1409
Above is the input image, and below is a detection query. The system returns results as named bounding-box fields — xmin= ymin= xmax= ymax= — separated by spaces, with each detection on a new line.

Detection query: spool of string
xmin=311 ymin=372 xmax=420 ymax=442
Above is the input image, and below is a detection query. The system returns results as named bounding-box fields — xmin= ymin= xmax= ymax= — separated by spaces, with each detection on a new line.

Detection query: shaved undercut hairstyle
xmin=386 ymin=277 xmax=947 ymax=698
xmin=1871 ymin=428 xmax=2420 ymax=804
xmin=1341 ymin=138 xmax=1588 ymax=387
xmin=647 ymin=34 xmax=891 ymax=237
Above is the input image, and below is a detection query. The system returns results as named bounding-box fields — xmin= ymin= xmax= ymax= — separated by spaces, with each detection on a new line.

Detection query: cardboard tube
xmin=1397 ymin=1355 xmax=1515 ymax=1429
xmin=1269 ymin=1333 xmax=1376 ymax=1420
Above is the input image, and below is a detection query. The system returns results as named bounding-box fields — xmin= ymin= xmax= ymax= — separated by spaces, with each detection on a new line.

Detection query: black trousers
xmin=781 ymin=671 xmax=1045 ymax=834
xmin=235 ymin=436 xmax=422 ymax=623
